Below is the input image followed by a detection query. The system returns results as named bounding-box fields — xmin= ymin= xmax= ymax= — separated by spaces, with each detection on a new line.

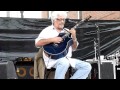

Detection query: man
xmin=35 ymin=11 xmax=91 ymax=79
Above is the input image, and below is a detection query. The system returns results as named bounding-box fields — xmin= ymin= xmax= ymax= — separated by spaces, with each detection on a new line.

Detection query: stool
xmin=44 ymin=66 xmax=73 ymax=79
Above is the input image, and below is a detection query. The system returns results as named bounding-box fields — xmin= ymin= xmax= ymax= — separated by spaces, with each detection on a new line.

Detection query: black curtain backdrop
xmin=0 ymin=17 xmax=120 ymax=61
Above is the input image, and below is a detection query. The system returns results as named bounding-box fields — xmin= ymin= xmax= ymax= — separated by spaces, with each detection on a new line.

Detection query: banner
xmin=0 ymin=17 xmax=120 ymax=60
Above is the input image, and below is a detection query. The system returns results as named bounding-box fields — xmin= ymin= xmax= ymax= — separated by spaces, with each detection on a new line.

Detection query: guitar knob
xmin=54 ymin=43 xmax=58 ymax=47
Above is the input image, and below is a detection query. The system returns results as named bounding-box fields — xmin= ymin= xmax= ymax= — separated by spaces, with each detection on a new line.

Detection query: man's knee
xmin=57 ymin=59 xmax=70 ymax=67
xmin=86 ymin=62 xmax=92 ymax=72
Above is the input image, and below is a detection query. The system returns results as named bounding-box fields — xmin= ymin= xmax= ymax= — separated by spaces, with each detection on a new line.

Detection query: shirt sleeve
xmin=35 ymin=29 xmax=48 ymax=44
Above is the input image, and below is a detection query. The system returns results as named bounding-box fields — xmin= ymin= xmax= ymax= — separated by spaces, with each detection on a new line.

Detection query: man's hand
xmin=69 ymin=28 xmax=77 ymax=40
xmin=52 ymin=37 xmax=63 ymax=43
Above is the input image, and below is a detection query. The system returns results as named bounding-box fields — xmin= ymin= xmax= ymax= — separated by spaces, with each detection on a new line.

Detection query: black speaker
xmin=86 ymin=59 xmax=116 ymax=79
xmin=116 ymin=65 xmax=120 ymax=79
xmin=15 ymin=61 xmax=34 ymax=79
xmin=100 ymin=60 xmax=116 ymax=79
xmin=0 ymin=60 xmax=18 ymax=79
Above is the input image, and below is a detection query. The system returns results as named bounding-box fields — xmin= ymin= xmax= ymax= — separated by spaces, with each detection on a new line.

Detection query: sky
xmin=0 ymin=11 xmax=42 ymax=18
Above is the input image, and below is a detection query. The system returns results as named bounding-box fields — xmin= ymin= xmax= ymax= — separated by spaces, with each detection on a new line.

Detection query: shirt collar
xmin=51 ymin=25 xmax=65 ymax=33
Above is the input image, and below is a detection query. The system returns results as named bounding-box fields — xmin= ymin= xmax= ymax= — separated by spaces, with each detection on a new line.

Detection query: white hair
xmin=51 ymin=11 xmax=67 ymax=24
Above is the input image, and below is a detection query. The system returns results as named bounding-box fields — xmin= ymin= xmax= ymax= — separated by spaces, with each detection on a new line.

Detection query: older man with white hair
xmin=35 ymin=11 xmax=91 ymax=79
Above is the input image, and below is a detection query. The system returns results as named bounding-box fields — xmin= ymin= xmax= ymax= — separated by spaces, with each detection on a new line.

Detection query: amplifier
xmin=0 ymin=60 xmax=18 ymax=79
xmin=86 ymin=59 xmax=116 ymax=79
xmin=100 ymin=60 xmax=116 ymax=79
xmin=115 ymin=64 xmax=120 ymax=79
xmin=15 ymin=61 xmax=34 ymax=79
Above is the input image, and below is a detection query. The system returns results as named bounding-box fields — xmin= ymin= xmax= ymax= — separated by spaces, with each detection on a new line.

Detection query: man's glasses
xmin=56 ymin=18 xmax=66 ymax=22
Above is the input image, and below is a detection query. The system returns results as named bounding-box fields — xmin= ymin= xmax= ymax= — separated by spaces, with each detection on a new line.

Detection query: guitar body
xmin=43 ymin=33 xmax=73 ymax=59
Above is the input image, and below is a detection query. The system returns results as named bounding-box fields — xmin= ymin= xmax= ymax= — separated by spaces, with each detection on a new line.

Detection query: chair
xmin=44 ymin=66 xmax=73 ymax=79
xmin=34 ymin=48 xmax=73 ymax=79
xmin=34 ymin=48 xmax=45 ymax=79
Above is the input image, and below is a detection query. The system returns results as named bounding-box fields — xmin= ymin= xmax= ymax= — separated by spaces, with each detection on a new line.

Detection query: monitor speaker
xmin=100 ymin=60 xmax=116 ymax=79
xmin=86 ymin=59 xmax=116 ymax=79
xmin=0 ymin=60 xmax=18 ymax=79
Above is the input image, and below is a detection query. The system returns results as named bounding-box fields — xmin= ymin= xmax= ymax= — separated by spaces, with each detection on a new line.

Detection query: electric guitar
xmin=43 ymin=16 xmax=92 ymax=59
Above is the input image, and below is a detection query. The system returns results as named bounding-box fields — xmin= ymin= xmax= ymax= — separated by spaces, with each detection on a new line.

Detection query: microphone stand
xmin=94 ymin=38 xmax=97 ymax=61
xmin=20 ymin=11 xmax=24 ymax=18
xmin=94 ymin=23 xmax=101 ymax=79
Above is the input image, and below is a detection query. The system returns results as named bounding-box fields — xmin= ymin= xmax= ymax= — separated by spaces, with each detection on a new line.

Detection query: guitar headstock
xmin=83 ymin=15 xmax=92 ymax=22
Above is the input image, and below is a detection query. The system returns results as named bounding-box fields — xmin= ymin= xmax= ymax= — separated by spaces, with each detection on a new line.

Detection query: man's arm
xmin=69 ymin=28 xmax=79 ymax=50
xmin=35 ymin=37 xmax=63 ymax=47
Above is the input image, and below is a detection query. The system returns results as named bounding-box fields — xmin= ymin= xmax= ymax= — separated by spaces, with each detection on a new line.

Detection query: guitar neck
xmin=72 ymin=15 xmax=92 ymax=30
xmin=61 ymin=16 xmax=91 ymax=39
xmin=73 ymin=22 xmax=80 ymax=30
xmin=61 ymin=33 xmax=70 ymax=39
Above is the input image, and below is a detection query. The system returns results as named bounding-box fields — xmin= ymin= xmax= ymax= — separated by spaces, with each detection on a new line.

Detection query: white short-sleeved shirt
xmin=35 ymin=25 xmax=79 ymax=69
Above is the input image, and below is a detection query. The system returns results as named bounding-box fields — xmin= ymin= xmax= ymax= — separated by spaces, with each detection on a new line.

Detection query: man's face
xmin=53 ymin=15 xmax=66 ymax=30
